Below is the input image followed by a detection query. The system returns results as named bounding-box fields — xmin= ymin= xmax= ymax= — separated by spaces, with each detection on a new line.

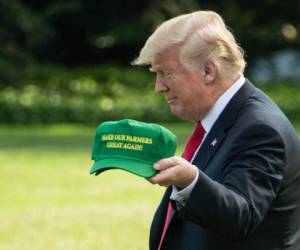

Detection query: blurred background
xmin=0 ymin=0 xmax=299 ymax=249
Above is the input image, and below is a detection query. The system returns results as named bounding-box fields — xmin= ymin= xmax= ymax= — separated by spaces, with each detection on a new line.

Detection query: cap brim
xmin=90 ymin=157 xmax=157 ymax=177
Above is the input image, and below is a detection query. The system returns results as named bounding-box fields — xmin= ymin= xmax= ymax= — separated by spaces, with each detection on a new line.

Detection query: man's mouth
xmin=166 ymin=97 xmax=177 ymax=104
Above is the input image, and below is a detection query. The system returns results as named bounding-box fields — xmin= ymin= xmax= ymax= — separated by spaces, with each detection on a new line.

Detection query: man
xmin=133 ymin=10 xmax=300 ymax=250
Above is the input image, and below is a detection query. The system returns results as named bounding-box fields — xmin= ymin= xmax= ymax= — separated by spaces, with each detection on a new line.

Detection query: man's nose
xmin=155 ymin=77 xmax=168 ymax=93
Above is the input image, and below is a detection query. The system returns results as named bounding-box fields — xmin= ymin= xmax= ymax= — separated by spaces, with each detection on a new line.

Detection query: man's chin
xmin=170 ymin=106 xmax=185 ymax=120
xmin=170 ymin=106 xmax=196 ymax=122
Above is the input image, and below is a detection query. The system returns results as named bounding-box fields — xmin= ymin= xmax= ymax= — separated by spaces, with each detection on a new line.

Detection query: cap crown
xmin=91 ymin=119 xmax=177 ymax=176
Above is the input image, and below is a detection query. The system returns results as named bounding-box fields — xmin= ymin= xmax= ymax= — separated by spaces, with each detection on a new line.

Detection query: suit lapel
xmin=192 ymin=123 xmax=226 ymax=171
xmin=192 ymin=80 xmax=256 ymax=171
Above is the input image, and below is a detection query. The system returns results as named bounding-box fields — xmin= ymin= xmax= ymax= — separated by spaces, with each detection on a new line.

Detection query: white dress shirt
xmin=170 ymin=75 xmax=246 ymax=206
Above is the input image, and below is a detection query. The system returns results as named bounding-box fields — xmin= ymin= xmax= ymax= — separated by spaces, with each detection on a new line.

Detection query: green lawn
xmin=0 ymin=122 xmax=299 ymax=250
xmin=0 ymin=123 xmax=193 ymax=250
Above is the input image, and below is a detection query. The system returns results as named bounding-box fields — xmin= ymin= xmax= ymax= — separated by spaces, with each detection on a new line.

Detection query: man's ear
xmin=203 ymin=61 xmax=217 ymax=84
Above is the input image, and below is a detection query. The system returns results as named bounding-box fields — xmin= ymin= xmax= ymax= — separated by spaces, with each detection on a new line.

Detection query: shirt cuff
xmin=170 ymin=167 xmax=199 ymax=207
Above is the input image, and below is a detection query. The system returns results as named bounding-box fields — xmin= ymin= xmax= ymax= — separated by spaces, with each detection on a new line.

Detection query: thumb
xmin=153 ymin=156 xmax=181 ymax=171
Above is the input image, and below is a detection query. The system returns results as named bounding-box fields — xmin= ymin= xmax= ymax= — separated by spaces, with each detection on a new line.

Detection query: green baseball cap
xmin=90 ymin=119 xmax=177 ymax=177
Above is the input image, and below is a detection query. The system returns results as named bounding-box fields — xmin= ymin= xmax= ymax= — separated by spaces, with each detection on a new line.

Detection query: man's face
xmin=150 ymin=49 xmax=212 ymax=122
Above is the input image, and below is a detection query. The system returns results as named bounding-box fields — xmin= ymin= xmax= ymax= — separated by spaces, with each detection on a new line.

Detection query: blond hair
xmin=133 ymin=11 xmax=246 ymax=79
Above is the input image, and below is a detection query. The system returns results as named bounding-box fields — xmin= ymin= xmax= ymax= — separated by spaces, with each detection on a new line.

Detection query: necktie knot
xmin=182 ymin=122 xmax=206 ymax=162
xmin=194 ymin=122 xmax=205 ymax=137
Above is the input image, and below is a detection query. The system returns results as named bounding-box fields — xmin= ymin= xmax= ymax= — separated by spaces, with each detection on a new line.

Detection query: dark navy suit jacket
xmin=149 ymin=80 xmax=300 ymax=250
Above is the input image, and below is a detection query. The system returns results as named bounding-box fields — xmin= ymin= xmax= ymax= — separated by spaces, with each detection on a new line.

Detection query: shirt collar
xmin=201 ymin=75 xmax=245 ymax=133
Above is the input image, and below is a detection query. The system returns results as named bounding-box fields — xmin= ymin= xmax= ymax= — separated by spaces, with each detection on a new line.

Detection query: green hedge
xmin=257 ymin=82 xmax=300 ymax=123
xmin=0 ymin=64 xmax=173 ymax=124
xmin=0 ymin=63 xmax=299 ymax=124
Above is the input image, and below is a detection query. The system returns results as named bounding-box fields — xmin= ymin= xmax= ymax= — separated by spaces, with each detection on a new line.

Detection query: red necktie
xmin=157 ymin=122 xmax=205 ymax=250
xmin=182 ymin=122 xmax=206 ymax=161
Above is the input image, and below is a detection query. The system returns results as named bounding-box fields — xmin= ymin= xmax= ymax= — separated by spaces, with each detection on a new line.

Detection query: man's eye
xmin=165 ymin=72 xmax=173 ymax=78
xmin=155 ymin=71 xmax=173 ymax=79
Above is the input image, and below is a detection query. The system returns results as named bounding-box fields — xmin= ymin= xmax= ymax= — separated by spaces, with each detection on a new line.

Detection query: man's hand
xmin=148 ymin=156 xmax=198 ymax=188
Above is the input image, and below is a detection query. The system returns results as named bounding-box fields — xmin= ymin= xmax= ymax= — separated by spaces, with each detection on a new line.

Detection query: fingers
xmin=147 ymin=156 xmax=198 ymax=188
xmin=150 ymin=156 xmax=185 ymax=187
xmin=154 ymin=156 xmax=183 ymax=171
xmin=149 ymin=167 xmax=176 ymax=187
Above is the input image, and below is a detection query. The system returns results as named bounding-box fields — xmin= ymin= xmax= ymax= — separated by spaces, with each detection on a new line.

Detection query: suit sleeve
xmin=177 ymin=124 xmax=285 ymax=241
